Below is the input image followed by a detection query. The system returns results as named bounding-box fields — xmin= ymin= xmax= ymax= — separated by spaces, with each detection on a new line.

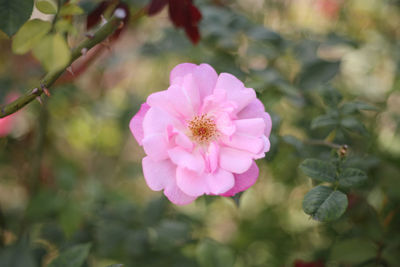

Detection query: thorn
xmin=85 ymin=33 xmax=94 ymax=39
xmin=36 ymin=96 xmax=43 ymax=105
xmin=100 ymin=15 xmax=108 ymax=26
xmin=67 ymin=66 xmax=75 ymax=76
xmin=41 ymin=84 xmax=51 ymax=97
xmin=31 ymin=88 xmax=39 ymax=95
xmin=81 ymin=47 xmax=88 ymax=56
xmin=114 ymin=8 xmax=127 ymax=19
xmin=118 ymin=21 xmax=124 ymax=30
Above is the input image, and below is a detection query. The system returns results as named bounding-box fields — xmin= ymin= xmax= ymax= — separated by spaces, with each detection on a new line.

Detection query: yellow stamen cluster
xmin=188 ymin=114 xmax=217 ymax=144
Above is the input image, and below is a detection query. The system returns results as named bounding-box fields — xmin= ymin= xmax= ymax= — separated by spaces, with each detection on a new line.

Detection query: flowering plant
xmin=130 ymin=63 xmax=272 ymax=204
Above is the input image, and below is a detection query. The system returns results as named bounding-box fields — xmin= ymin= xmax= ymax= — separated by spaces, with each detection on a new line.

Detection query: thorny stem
xmin=0 ymin=12 xmax=126 ymax=119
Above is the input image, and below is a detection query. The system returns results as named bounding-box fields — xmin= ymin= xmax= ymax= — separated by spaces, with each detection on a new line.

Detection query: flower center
xmin=188 ymin=114 xmax=217 ymax=144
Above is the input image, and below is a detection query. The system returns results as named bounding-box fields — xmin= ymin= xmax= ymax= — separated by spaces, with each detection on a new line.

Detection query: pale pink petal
xmin=168 ymin=147 xmax=205 ymax=173
xmin=207 ymin=142 xmax=219 ymax=173
xmin=147 ymin=90 xmax=182 ymax=119
xmin=237 ymin=99 xmax=272 ymax=137
xmin=176 ymin=167 xmax=209 ymax=197
xmin=214 ymin=73 xmax=256 ymax=112
xmin=171 ymin=63 xmax=218 ymax=102
xmin=206 ymin=168 xmax=235 ymax=195
xmin=142 ymin=133 xmax=169 ymax=161
xmin=220 ymin=134 xmax=264 ymax=154
xmin=129 ymin=103 xmax=150 ymax=145
xmin=237 ymin=99 xmax=265 ymax=119
xmin=215 ymin=73 xmax=246 ymax=92
xmin=181 ymin=74 xmax=201 ymax=115
xmin=264 ymin=112 xmax=272 ymax=137
xmin=142 ymin=107 xmax=182 ymax=136
xmin=216 ymin=113 xmax=236 ymax=136
xmin=221 ymin=162 xmax=259 ymax=197
xmin=234 ymin=118 xmax=265 ymax=137
xmin=174 ymin=131 xmax=194 ymax=151
xmin=170 ymin=63 xmax=197 ymax=84
xmin=219 ymin=147 xmax=253 ymax=174
xmin=193 ymin=64 xmax=218 ymax=101
xmin=142 ymin=157 xmax=196 ymax=205
xmin=164 ymin=181 xmax=197 ymax=205
xmin=263 ymin=135 xmax=271 ymax=153
xmin=147 ymin=86 xmax=193 ymax=120
xmin=229 ymin=89 xmax=257 ymax=113
xmin=142 ymin=156 xmax=175 ymax=191
xmin=254 ymin=135 xmax=270 ymax=159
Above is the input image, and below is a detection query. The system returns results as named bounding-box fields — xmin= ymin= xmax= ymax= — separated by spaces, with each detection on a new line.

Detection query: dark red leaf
xmin=190 ymin=4 xmax=202 ymax=23
xmin=168 ymin=0 xmax=187 ymax=27
xmin=147 ymin=0 xmax=168 ymax=15
xmin=184 ymin=23 xmax=200 ymax=44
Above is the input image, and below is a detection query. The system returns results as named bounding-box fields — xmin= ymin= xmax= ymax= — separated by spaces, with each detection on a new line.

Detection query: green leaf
xmin=297 ymin=59 xmax=340 ymax=89
xmin=12 ymin=19 xmax=52 ymax=54
xmin=0 ymin=0 xmax=34 ymax=37
xmin=311 ymin=114 xmax=338 ymax=129
xmin=329 ymin=238 xmax=376 ymax=263
xmin=196 ymin=239 xmax=235 ymax=267
xmin=340 ymin=101 xmax=378 ymax=115
xmin=48 ymin=243 xmax=91 ymax=267
xmin=32 ymin=33 xmax=71 ymax=72
xmin=36 ymin=0 xmax=57 ymax=14
xmin=303 ymin=186 xmax=348 ymax=222
xmin=340 ymin=117 xmax=367 ymax=135
xmin=0 ymin=240 xmax=35 ymax=267
xmin=321 ymin=86 xmax=342 ymax=108
xmin=299 ymin=159 xmax=337 ymax=183
xmin=59 ymin=3 xmax=84 ymax=16
xmin=338 ymin=168 xmax=367 ymax=188
xmin=55 ymin=19 xmax=78 ymax=35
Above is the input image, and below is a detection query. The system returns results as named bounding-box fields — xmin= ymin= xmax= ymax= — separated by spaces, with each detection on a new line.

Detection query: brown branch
xmin=0 ymin=9 xmax=127 ymax=119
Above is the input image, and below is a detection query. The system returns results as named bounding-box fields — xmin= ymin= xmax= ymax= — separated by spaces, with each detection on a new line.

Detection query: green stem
xmin=0 ymin=13 xmax=125 ymax=118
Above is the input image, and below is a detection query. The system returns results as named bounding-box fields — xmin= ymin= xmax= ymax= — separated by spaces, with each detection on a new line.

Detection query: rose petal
xmin=142 ymin=133 xmax=169 ymax=161
xmin=234 ymin=118 xmax=265 ymax=137
xmin=142 ymin=156 xmax=175 ymax=191
xmin=219 ymin=147 xmax=253 ymax=174
xmin=170 ymin=63 xmax=197 ymax=84
xmin=129 ymin=103 xmax=150 ymax=145
xmin=237 ymin=99 xmax=272 ymax=137
xmin=142 ymin=107 xmax=182 ymax=136
xmin=215 ymin=73 xmax=245 ymax=92
xmin=164 ymin=181 xmax=197 ymax=205
xmin=193 ymin=64 xmax=218 ymax=101
xmin=220 ymin=134 xmax=264 ymax=154
xmin=168 ymin=147 xmax=205 ymax=173
xmin=142 ymin=157 xmax=196 ymax=205
xmin=176 ymin=167 xmax=209 ymax=196
xmin=181 ymin=73 xmax=201 ymax=115
xmin=206 ymin=142 xmax=219 ymax=173
xmin=206 ymin=168 xmax=235 ymax=195
xmin=216 ymin=112 xmax=236 ymax=136
xmin=221 ymin=161 xmax=259 ymax=197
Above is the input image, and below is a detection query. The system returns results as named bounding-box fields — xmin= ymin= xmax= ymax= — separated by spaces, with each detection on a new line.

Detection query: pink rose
xmin=130 ymin=63 xmax=272 ymax=205
xmin=0 ymin=93 xmax=20 ymax=137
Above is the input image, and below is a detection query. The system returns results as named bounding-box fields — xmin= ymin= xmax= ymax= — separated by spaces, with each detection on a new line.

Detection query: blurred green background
xmin=1 ymin=0 xmax=400 ymax=266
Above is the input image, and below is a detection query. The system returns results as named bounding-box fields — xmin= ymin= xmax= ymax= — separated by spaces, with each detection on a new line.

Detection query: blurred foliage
xmin=1 ymin=0 xmax=400 ymax=266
